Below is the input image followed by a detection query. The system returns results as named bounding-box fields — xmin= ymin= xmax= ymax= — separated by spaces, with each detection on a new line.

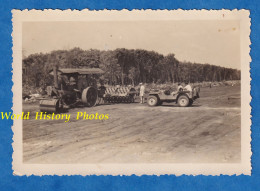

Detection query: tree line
xmin=22 ymin=47 xmax=241 ymax=88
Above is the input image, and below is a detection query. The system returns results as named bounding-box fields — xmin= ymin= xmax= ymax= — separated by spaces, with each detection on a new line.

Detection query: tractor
xmin=147 ymin=86 xmax=200 ymax=107
xmin=39 ymin=67 xmax=104 ymax=113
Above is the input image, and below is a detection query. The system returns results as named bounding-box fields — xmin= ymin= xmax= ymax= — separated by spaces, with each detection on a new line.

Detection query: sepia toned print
xmin=12 ymin=10 xmax=251 ymax=175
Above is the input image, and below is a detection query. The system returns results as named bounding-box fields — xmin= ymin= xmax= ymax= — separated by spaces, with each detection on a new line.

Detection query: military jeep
xmin=147 ymin=87 xmax=200 ymax=107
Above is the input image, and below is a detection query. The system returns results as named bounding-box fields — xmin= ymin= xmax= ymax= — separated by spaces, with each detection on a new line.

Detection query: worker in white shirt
xmin=184 ymin=82 xmax=192 ymax=92
xmin=139 ymin=83 xmax=145 ymax=104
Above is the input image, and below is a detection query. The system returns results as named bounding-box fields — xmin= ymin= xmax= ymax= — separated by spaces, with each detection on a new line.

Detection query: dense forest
xmin=22 ymin=48 xmax=241 ymax=88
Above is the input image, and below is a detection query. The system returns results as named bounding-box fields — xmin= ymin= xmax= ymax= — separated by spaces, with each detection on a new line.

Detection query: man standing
xmin=139 ymin=83 xmax=145 ymax=104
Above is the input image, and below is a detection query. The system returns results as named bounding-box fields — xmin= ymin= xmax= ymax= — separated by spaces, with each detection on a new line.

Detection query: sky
xmin=23 ymin=20 xmax=240 ymax=69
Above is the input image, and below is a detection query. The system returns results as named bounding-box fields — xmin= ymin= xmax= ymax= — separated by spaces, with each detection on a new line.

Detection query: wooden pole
xmin=53 ymin=65 xmax=59 ymax=89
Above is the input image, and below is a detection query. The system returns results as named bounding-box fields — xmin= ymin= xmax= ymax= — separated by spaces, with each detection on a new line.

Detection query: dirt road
xmin=23 ymin=85 xmax=241 ymax=163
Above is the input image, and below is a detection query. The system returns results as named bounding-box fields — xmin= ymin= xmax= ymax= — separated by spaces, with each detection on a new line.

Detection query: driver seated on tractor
xmin=68 ymin=76 xmax=79 ymax=92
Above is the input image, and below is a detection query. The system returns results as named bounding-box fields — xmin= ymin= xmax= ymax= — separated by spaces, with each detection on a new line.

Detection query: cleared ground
xmin=23 ymin=85 xmax=241 ymax=163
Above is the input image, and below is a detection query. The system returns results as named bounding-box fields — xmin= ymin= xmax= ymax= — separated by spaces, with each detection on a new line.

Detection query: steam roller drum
xmin=82 ymin=87 xmax=98 ymax=107
xmin=39 ymin=99 xmax=60 ymax=113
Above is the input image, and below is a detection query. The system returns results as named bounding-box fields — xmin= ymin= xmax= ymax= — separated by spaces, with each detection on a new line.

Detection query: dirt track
xmin=23 ymin=85 xmax=241 ymax=163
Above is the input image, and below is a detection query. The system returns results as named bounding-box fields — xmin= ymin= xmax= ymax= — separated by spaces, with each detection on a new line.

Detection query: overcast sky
xmin=23 ymin=20 xmax=240 ymax=69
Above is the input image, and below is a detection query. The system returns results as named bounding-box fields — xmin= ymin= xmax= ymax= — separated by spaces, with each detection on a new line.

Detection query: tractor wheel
xmin=177 ymin=95 xmax=189 ymax=107
xmin=147 ymin=96 xmax=158 ymax=107
xmin=82 ymin=87 xmax=98 ymax=107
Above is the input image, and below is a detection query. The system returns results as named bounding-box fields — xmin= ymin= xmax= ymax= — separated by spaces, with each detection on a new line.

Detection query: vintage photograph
xmin=12 ymin=10 xmax=251 ymax=175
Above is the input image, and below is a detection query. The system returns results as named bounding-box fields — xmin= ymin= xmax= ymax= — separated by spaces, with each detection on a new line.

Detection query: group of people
xmin=139 ymin=82 xmax=192 ymax=104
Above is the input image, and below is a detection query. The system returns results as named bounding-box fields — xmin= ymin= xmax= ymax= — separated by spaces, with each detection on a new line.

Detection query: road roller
xmin=39 ymin=67 xmax=104 ymax=113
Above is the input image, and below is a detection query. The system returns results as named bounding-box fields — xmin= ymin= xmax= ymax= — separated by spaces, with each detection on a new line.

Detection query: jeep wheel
xmin=147 ymin=96 xmax=158 ymax=107
xmin=178 ymin=95 xmax=189 ymax=107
